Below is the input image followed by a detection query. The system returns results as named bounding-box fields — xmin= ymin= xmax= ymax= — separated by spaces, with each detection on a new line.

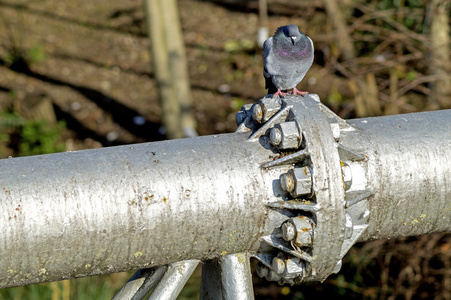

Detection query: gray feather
xmin=263 ymin=24 xmax=314 ymax=93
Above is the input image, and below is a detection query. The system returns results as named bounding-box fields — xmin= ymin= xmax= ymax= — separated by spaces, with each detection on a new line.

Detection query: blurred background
xmin=0 ymin=0 xmax=450 ymax=299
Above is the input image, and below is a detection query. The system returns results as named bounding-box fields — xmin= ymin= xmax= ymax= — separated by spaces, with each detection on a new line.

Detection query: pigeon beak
xmin=290 ymin=36 xmax=297 ymax=45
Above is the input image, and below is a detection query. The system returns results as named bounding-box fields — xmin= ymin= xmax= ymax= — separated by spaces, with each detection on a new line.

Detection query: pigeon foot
xmin=293 ymin=88 xmax=308 ymax=96
xmin=272 ymin=89 xmax=288 ymax=98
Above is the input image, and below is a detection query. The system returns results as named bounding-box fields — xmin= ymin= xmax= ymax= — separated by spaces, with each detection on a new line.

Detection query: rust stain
xmin=163 ymin=197 xmax=167 ymax=203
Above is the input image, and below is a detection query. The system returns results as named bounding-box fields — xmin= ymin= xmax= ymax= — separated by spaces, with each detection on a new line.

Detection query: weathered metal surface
xmin=251 ymin=95 xmax=451 ymax=285
xmin=0 ymin=133 xmax=286 ymax=288
xmin=340 ymin=110 xmax=451 ymax=241
xmin=1 ymin=94 xmax=451 ymax=292
xmin=148 ymin=260 xmax=199 ymax=300
xmin=219 ymin=253 xmax=254 ymax=300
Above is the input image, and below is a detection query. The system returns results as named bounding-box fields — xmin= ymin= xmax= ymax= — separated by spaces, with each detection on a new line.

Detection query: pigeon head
xmin=277 ymin=24 xmax=302 ymax=45
xmin=273 ymin=24 xmax=312 ymax=58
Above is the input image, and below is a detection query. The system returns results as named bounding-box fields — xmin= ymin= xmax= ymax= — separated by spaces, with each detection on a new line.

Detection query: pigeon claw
xmin=292 ymin=88 xmax=308 ymax=96
xmin=273 ymin=89 xmax=288 ymax=98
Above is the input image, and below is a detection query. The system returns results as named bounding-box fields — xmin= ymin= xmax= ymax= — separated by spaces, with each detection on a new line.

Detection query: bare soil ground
xmin=0 ymin=0 xmax=348 ymax=147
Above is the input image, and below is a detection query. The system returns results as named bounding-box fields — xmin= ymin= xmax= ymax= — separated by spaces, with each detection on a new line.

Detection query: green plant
xmin=18 ymin=119 xmax=66 ymax=156
xmin=0 ymin=109 xmax=66 ymax=157
xmin=2 ymin=3 xmax=46 ymax=71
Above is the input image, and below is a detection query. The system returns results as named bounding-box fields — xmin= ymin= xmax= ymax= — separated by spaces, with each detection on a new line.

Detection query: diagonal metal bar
xmin=147 ymin=260 xmax=199 ymax=300
xmin=112 ymin=267 xmax=167 ymax=300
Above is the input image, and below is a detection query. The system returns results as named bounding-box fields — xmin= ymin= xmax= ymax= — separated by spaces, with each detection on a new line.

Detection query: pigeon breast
xmin=263 ymin=25 xmax=314 ymax=92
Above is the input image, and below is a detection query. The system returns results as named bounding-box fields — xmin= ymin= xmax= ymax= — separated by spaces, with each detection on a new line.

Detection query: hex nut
xmin=284 ymin=258 xmax=305 ymax=278
xmin=273 ymin=121 xmax=302 ymax=150
xmin=280 ymin=173 xmax=295 ymax=193
xmin=288 ymin=216 xmax=315 ymax=247
xmin=289 ymin=166 xmax=312 ymax=197
xmin=259 ymin=97 xmax=282 ymax=123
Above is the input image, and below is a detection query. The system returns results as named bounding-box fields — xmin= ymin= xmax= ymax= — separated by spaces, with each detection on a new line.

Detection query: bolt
xmin=272 ymin=257 xmax=285 ymax=275
xmin=251 ymin=103 xmax=263 ymax=123
xmin=269 ymin=127 xmax=282 ymax=146
xmin=282 ymin=221 xmax=296 ymax=241
xmin=280 ymin=173 xmax=295 ymax=193
xmin=341 ymin=162 xmax=352 ymax=191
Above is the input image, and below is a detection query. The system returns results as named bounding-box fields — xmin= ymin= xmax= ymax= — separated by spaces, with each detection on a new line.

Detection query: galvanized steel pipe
xmin=0 ymin=133 xmax=283 ymax=288
xmin=343 ymin=111 xmax=451 ymax=241
xmin=1 ymin=94 xmax=451 ymax=291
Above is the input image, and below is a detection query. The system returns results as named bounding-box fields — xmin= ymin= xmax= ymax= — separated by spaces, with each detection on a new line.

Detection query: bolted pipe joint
xmin=251 ymin=96 xmax=282 ymax=124
xmin=281 ymin=216 xmax=315 ymax=247
xmin=279 ymin=166 xmax=312 ymax=197
xmin=269 ymin=121 xmax=302 ymax=150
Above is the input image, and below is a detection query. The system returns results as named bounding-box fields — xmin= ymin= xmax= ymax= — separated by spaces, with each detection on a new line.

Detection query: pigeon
xmin=263 ymin=24 xmax=314 ymax=97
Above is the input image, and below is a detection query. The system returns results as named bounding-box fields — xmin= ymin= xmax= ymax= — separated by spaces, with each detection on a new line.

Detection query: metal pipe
xmin=112 ymin=267 xmax=166 ymax=300
xmin=342 ymin=110 xmax=451 ymax=241
xmin=1 ymin=94 xmax=451 ymax=291
xmin=219 ymin=253 xmax=254 ymax=300
xmin=0 ymin=133 xmax=285 ymax=288
xmin=147 ymin=260 xmax=199 ymax=300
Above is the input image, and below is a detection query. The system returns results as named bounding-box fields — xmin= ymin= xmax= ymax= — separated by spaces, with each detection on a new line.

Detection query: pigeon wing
xmin=263 ymin=37 xmax=278 ymax=93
